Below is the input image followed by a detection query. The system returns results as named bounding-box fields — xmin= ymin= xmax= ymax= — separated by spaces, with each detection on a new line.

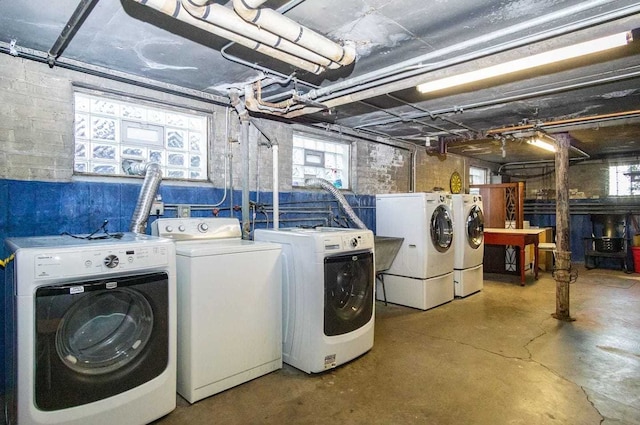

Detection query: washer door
xmin=467 ymin=205 xmax=484 ymax=249
xmin=324 ymin=251 xmax=374 ymax=336
xmin=56 ymin=288 xmax=154 ymax=375
xmin=34 ymin=272 xmax=169 ymax=411
xmin=431 ymin=205 xmax=454 ymax=252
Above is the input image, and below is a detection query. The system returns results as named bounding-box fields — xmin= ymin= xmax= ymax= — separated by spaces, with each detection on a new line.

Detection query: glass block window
xmin=469 ymin=166 xmax=488 ymax=184
xmin=292 ymin=134 xmax=350 ymax=189
xmin=73 ymin=92 xmax=208 ymax=180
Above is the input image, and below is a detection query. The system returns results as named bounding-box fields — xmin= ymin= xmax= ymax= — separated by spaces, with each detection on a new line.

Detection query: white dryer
xmin=152 ymin=218 xmax=282 ymax=404
xmin=452 ymin=194 xmax=485 ymax=297
xmin=254 ymin=227 xmax=375 ymax=374
xmin=375 ymin=192 xmax=454 ymax=310
xmin=4 ymin=233 xmax=176 ymax=425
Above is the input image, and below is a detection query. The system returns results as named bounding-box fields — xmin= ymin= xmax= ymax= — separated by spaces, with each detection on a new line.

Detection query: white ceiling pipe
xmin=232 ymin=0 xmax=355 ymax=66
xmin=180 ymin=0 xmax=342 ymax=70
xmin=134 ymin=0 xmax=324 ymax=74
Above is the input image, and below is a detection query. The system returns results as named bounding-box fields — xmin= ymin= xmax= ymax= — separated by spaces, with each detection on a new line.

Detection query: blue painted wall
xmin=0 ymin=178 xmax=375 ymax=395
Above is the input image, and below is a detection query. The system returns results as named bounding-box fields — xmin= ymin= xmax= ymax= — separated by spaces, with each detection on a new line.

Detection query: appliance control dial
xmin=178 ymin=225 xmax=186 ymax=232
xmin=104 ymin=254 xmax=119 ymax=268
xmin=198 ymin=222 xmax=209 ymax=233
xmin=350 ymin=237 xmax=359 ymax=248
xmin=165 ymin=225 xmax=173 ymax=233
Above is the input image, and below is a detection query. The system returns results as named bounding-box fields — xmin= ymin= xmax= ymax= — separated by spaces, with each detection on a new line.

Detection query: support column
xmin=553 ymin=133 xmax=574 ymax=321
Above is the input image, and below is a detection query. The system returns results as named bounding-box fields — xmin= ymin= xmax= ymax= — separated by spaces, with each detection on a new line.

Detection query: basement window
xmin=608 ymin=164 xmax=640 ymax=196
xmin=73 ymin=91 xmax=208 ymax=180
xmin=469 ymin=166 xmax=488 ymax=184
xmin=292 ymin=134 xmax=350 ymax=189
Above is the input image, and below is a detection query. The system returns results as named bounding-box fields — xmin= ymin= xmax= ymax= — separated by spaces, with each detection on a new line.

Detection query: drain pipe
xmin=273 ymin=142 xmax=280 ymax=229
xmin=230 ymin=89 xmax=251 ymax=239
xmin=125 ymin=161 xmax=163 ymax=234
xmin=305 ymin=178 xmax=367 ymax=229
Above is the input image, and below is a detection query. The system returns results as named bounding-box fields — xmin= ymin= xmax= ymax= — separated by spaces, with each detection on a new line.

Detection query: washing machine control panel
xmin=31 ymin=244 xmax=171 ymax=280
xmin=152 ymin=217 xmax=242 ymax=240
xmin=319 ymin=231 xmax=374 ymax=253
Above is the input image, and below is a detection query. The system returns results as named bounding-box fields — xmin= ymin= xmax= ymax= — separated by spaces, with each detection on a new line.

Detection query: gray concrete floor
xmin=157 ymin=266 xmax=640 ymax=424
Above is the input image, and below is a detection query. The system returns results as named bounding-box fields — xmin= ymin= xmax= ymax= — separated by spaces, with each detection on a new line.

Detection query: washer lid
xmin=175 ymin=239 xmax=281 ymax=256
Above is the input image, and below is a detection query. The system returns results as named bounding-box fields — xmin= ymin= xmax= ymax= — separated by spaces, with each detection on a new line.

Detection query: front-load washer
xmin=452 ymin=194 xmax=485 ymax=297
xmin=4 ymin=233 xmax=176 ymax=425
xmin=254 ymin=227 xmax=375 ymax=374
xmin=152 ymin=218 xmax=282 ymax=403
xmin=375 ymin=192 xmax=455 ymax=310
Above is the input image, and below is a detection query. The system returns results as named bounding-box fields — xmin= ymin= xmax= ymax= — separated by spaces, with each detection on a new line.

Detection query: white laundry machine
xmin=375 ymin=192 xmax=455 ymax=310
xmin=452 ymin=194 xmax=485 ymax=297
xmin=152 ymin=218 xmax=282 ymax=403
xmin=254 ymin=227 xmax=375 ymax=374
xmin=4 ymin=233 xmax=176 ymax=425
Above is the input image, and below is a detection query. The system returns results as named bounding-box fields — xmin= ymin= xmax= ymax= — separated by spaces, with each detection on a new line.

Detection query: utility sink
xmin=374 ymin=236 xmax=404 ymax=273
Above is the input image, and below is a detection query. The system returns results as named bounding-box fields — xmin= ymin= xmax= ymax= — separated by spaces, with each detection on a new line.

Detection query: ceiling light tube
xmin=417 ymin=31 xmax=632 ymax=94
xmin=527 ymin=138 xmax=557 ymax=153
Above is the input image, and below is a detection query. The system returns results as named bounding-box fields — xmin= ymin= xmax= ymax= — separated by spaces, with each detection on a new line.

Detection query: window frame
xmin=608 ymin=163 xmax=640 ymax=196
xmin=292 ymin=133 xmax=351 ymax=189
xmin=469 ymin=166 xmax=489 ymax=185
xmin=72 ymin=89 xmax=210 ymax=181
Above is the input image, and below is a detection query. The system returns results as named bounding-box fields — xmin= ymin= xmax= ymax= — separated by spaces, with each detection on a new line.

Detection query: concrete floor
xmin=154 ymin=266 xmax=640 ymax=425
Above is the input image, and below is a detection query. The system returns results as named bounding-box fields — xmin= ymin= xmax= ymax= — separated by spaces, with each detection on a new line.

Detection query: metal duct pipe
xmin=133 ymin=0 xmax=325 ymax=74
xmin=305 ymin=178 xmax=367 ymax=230
xmin=232 ymin=0 xmax=355 ymax=67
xmin=127 ymin=162 xmax=163 ymax=234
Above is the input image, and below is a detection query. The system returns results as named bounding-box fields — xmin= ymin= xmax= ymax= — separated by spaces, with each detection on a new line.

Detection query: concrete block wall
xmin=519 ymin=161 xmax=610 ymax=199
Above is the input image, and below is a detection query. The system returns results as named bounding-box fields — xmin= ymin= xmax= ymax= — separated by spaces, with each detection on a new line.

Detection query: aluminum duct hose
xmin=127 ymin=162 xmax=162 ymax=234
xmin=304 ymin=177 xmax=367 ymax=229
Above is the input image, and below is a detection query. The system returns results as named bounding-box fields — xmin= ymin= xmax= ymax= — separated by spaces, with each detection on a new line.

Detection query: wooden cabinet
xmin=471 ymin=182 xmax=527 ymax=274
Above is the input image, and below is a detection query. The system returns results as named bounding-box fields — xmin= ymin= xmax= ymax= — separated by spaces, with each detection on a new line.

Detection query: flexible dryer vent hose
xmin=128 ymin=162 xmax=162 ymax=234
xmin=304 ymin=177 xmax=367 ymax=230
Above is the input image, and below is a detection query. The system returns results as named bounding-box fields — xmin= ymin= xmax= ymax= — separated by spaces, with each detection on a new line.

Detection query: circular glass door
xmin=56 ymin=288 xmax=154 ymax=375
xmin=431 ymin=205 xmax=453 ymax=252
xmin=328 ymin=260 xmax=370 ymax=321
xmin=467 ymin=205 xmax=484 ymax=249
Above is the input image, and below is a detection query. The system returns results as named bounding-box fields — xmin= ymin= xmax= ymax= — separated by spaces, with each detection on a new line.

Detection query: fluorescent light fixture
xmin=527 ymin=138 xmax=556 ymax=153
xmin=417 ymin=31 xmax=632 ymax=94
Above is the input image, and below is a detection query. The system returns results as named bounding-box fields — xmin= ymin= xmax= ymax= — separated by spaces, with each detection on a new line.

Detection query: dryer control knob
xmin=165 ymin=225 xmax=173 ymax=233
xmin=104 ymin=254 xmax=119 ymax=268
xmin=198 ymin=223 xmax=209 ymax=233
xmin=178 ymin=225 xmax=186 ymax=232
xmin=350 ymin=237 xmax=359 ymax=248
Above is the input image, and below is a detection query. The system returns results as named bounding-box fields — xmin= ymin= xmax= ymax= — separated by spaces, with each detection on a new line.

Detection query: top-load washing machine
xmin=375 ymin=192 xmax=454 ymax=310
xmin=4 ymin=233 xmax=176 ymax=425
xmin=152 ymin=218 xmax=282 ymax=403
xmin=254 ymin=227 xmax=375 ymax=374
xmin=452 ymin=194 xmax=485 ymax=297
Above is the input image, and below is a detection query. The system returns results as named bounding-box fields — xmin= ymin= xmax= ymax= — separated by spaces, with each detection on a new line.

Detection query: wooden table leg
xmin=519 ymin=244 xmax=526 ymax=286
xmin=534 ymin=242 xmax=539 ymax=280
